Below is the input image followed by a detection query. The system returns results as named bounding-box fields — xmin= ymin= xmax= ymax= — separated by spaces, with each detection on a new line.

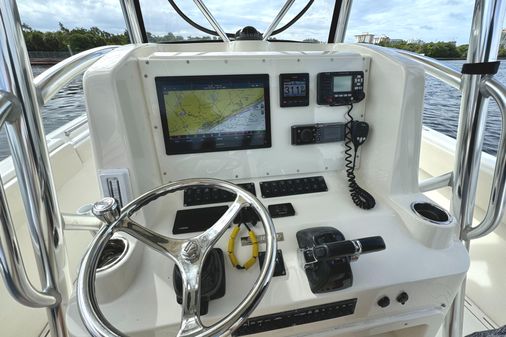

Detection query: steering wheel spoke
xmin=198 ymin=195 xmax=249 ymax=252
xmin=77 ymin=179 xmax=277 ymax=337
xmin=119 ymin=217 xmax=185 ymax=258
xmin=176 ymin=263 xmax=205 ymax=337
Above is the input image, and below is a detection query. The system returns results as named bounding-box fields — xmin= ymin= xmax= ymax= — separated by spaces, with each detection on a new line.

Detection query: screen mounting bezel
xmin=155 ymin=74 xmax=272 ymax=155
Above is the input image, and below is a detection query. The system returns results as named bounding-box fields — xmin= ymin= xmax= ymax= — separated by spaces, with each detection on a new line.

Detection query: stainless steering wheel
xmin=76 ymin=178 xmax=277 ymax=337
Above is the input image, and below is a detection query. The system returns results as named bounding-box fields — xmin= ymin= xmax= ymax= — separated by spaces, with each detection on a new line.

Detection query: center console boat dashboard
xmin=66 ymin=42 xmax=470 ymax=337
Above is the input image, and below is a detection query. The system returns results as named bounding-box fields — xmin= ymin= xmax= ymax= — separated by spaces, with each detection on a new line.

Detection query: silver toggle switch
xmin=92 ymin=197 xmax=120 ymax=224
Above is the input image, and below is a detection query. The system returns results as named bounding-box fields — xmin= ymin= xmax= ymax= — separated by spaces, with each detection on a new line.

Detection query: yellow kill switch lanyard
xmin=227 ymin=223 xmax=258 ymax=270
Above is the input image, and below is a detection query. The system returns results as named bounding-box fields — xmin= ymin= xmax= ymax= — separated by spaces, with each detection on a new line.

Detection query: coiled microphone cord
xmin=344 ymin=104 xmax=376 ymax=210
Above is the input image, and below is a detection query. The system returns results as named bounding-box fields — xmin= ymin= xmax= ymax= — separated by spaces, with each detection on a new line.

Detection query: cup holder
xmin=97 ymin=237 xmax=129 ymax=272
xmin=411 ymin=202 xmax=452 ymax=225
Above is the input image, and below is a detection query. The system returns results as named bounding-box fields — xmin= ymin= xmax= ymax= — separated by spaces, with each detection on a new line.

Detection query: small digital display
xmin=283 ymin=81 xmax=306 ymax=97
xmin=156 ymin=74 xmax=271 ymax=155
xmin=279 ymin=73 xmax=309 ymax=107
xmin=333 ymin=76 xmax=352 ymax=92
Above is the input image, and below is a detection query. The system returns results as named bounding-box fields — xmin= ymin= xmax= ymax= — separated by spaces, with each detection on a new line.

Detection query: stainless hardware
xmin=0 ymin=91 xmax=58 ymax=308
xmin=445 ymin=1 xmax=506 ymax=336
xmin=0 ymin=1 xmax=118 ymax=336
xmin=464 ymin=76 xmax=506 ymax=240
xmin=332 ymin=0 xmax=354 ymax=43
xmin=119 ymin=0 xmax=144 ymax=43
xmin=0 ymin=1 xmax=72 ymax=335
xmin=396 ymin=49 xmax=462 ymax=89
xmin=77 ymin=178 xmax=277 ymax=337
xmin=33 ymin=45 xmax=118 ymax=106
xmin=192 ymin=0 xmax=230 ymax=42
xmin=263 ymin=0 xmax=295 ymax=41
xmin=419 ymin=172 xmax=453 ymax=192
xmin=62 ymin=213 xmax=102 ymax=232
xmin=92 ymin=197 xmax=120 ymax=225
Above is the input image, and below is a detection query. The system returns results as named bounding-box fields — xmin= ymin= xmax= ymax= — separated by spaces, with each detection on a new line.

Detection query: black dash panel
xmin=173 ymin=206 xmax=228 ymax=234
xmin=184 ymin=183 xmax=256 ymax=206
xmin=268 ymin=203 xmax=295 ymax=218
xmin=258 ymin=250 xmax=286 ymax=277
xmin=260 ymin=176 xmax=327 ymax=198
xmin=235 ymin=298 xmax=357 ymax=336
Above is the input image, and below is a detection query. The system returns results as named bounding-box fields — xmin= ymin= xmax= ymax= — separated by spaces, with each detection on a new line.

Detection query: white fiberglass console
xmin=66 ymin=42 xmax=469 ymax=337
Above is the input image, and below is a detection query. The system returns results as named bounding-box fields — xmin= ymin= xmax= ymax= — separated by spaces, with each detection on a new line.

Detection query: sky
xmin=16 ymin=0 xmax=488 ymax=45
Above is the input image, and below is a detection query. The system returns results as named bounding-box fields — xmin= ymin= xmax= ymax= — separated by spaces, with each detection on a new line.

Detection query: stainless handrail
xmin=419 ymin=172 xmax=453 ymax=192
xmin=63 ymin=117 xmax=88 ymax=137
xmin=0 ymin=1 xmax=120 ymax=335
xmin=397 ymin=45 xmax=506 ymax=240
xmin=465 ymin=76 xmax=506 ymax=240
xmin=193 ymin=0 xmax=230 ymax=42
xmin=0 ymin=91 xmax=58 ymax=307
xmin=1 ymin=2 xmax=71 ymax=335
xmin=396 ymin=49 xmax=462 ymax=89
xmin=34 ymin=45 xmax=118 ymax=106
xmin=263 ymin=0 xmax=295 ymax=41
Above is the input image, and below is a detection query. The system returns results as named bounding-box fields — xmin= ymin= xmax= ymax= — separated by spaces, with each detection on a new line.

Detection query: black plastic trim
xmin=461 ymin=61 xmax=500 ymax=75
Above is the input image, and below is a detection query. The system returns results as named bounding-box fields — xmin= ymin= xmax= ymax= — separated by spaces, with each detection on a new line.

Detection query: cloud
xmin=346 ymin=0 xmax=476 ymax=44
xmin=15 ymin=0 xmax=499 ymax=45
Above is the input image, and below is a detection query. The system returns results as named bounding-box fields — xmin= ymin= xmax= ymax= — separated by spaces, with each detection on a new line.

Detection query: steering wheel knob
xmin=92 ymin=197 xmax=120 ymax=224
xmin=77 ymin=179 xmax=277 ymax=337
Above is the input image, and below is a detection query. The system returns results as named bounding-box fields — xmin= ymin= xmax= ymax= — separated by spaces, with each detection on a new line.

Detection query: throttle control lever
xmin=303 ymin=236 xmax=385 ymax=268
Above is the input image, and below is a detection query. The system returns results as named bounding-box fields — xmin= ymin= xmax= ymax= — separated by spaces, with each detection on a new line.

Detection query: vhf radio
xmin=317 ymin=71 xmax=365 ymax=106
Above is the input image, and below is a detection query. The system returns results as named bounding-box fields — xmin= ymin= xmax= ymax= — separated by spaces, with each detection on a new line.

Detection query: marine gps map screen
xmin=156 ymin=74 xmax=271 ymax=155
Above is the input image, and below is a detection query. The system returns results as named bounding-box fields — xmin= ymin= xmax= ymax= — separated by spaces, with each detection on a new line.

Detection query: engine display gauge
xmin=279 ymin=73 xmax=309 ymax=107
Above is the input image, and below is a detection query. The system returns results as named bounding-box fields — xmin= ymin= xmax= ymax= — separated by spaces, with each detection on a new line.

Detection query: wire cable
xmin=166 ymin=0 xmax=314 ymax=40
xmin=344 ymin=104 xmax=376 ymax=210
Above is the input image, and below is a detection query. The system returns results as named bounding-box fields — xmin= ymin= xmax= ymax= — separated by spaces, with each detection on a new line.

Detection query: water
xmin=423 ymin=59 xmax=505 ymax=156
xmin=0 ymin=65 xmax=85 ymax=161
xmin=0 ymin=60 xmax=504 ymax=161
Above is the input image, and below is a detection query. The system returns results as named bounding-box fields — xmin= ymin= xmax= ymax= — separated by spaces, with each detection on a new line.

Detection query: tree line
xmin=23 ymin=24 xmax=506 ymax=59
xmin=22 ymin=23 xmax=218 ymax=54
xmin=377 ymin=39 xmax=506 ymax=59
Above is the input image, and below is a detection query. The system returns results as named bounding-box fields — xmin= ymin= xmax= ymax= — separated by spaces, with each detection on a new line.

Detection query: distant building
xmin=500 ymin=29 xmax=506 ymax=46
xmin=374 ymin=35 xmax=390 ymax=44
xmin=408 ymin=39 xmax=424 ymax=45
xmin=389 ymin=39 xmax=404 ymax=44
xmin=355 ymin=33 xmax=375 ymax=44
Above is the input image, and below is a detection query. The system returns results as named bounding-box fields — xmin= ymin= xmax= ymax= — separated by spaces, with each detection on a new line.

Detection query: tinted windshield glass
xmin=139 ymin=0 xmax=335 ymax=42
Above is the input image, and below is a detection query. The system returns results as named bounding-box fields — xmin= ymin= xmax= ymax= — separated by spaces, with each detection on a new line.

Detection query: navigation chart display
xmin=156 ymin=74 xmax=271 ymax=155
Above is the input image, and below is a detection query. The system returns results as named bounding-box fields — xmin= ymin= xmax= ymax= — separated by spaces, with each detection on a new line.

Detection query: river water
xmin=0 ymin=60 xmax=504 ymax=161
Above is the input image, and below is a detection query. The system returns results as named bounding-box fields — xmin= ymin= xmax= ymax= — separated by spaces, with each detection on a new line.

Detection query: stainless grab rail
xmin=396 ymin=49 xmax=462 ymax=89
xmin=465 ymin=76 xmax=506 ymax=240
xmin=397 ymin=49 xmax=506 ymax=241
xmin=193 ymin=0 xmax=230 ymax=42
xmin=0 ymin=0 xmax=118 ymax=332
xmin=34 ymin=45 xmax=118 ymax=106
xmin=263 ymin=0 xmax=295 ymax=41
xmin=0 ymin=91 xmax=58 ymax=307
xmin=419 ymin=172 xmax=453 ymax=192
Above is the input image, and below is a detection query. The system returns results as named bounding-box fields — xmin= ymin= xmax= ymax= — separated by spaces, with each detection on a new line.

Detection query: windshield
xmin=139 ymin=0 xmax=336 ymax=42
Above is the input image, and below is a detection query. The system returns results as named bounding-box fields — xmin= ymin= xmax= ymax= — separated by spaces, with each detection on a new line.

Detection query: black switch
xmin=377 ymin=296 xmax=390 ymax=308
xmin=396 ymin=292 xmax=409 ymax=305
